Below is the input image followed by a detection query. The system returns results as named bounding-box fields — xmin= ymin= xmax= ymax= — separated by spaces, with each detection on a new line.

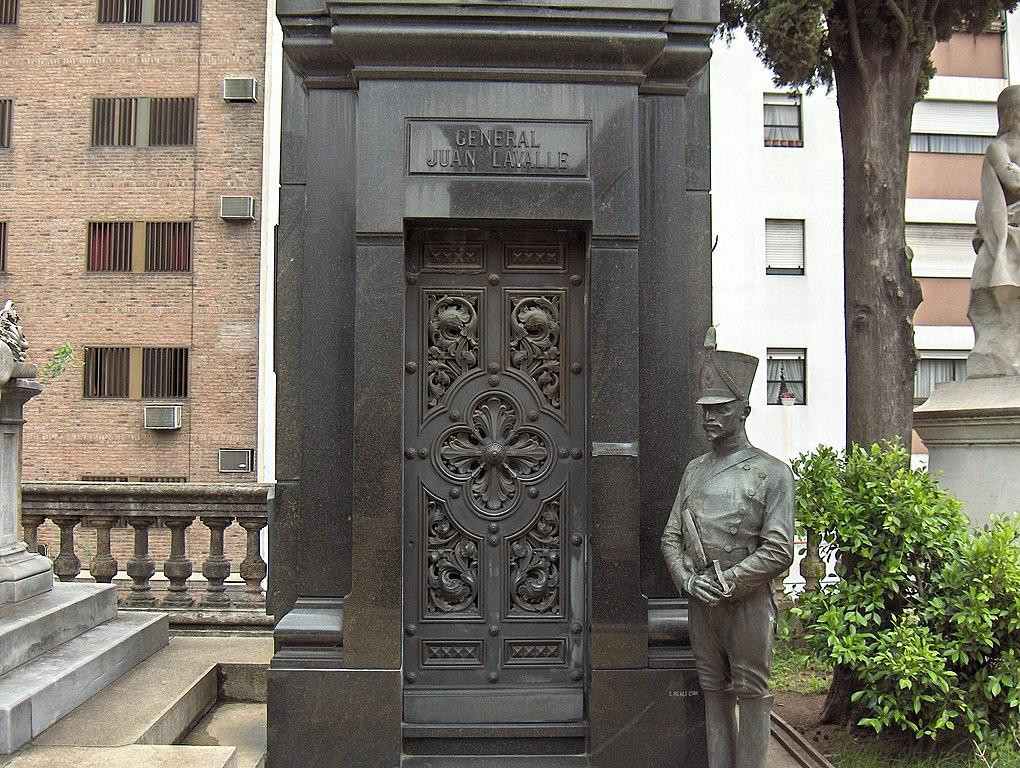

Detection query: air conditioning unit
xmin=143 ymin=404 xmax=182 ymax=430
xmin=220 ymin=195 xmax=256 ymax=221
xmin=219 ymin=448 xmax=254 ymax=473
xmin=223 ymin=77 xmax=260 ymax=103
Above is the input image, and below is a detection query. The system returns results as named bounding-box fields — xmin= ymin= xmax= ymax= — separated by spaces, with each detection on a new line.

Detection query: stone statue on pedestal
xmin=661 ymin=330 xmax=795 ymax=768
xmin=971 ymin=85 xmax=1020 ymax=378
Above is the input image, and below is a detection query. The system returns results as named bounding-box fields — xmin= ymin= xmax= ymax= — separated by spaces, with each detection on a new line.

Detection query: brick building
xmin=0 ymin=1 xmax=273 ymax=575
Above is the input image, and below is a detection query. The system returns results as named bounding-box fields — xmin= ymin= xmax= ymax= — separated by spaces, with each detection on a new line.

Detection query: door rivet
xmin=571 ymin=622 xmax=583 ymax=635
xmin=405 ymin=361 xmax=418 ymax=374
xmin=487 ymin=361 xmax=500 ymax=374
xmin=406 ymin=672 xmax=417 ymax=683
xmin=405 ymin=448 xmax=416 ymax=459
xmin=569 ymin=274 xmax=582 ymax=286
xmin=489 ymin=624 xmax=500 ymax=636
xmin=559 ymin=448 xmax=569 ymax=459
xmin=488 ymin=274 xmax=501 ymax=285
xmin=488 ymin=672 xmax=499 ymax=683
xmin=406 ymin=273 xmax=419 ymax=285
xmin=572 ymin=670 xmax=583 ymax=681
xmin=406 ymin=624 xmax=417 ymax=636
xmin=571 ymin=448 xmax=583 ymax=460
xmin=528 ymin=410 xmax=539 ymax=422
xmin=450 ymin=487 xmax=461 ymax=499
xmin=570 ymin=362 xmax=582 ymax=374
xmin=488 ymin=523 xmax=499 ymax=533
xmin=450 ymin=410 xmax=461 ymax=421
xmin=527 ymin=487 xmax=539 ymax=499
xmin=571 ymin=533 xmax=582 ymax=546
xmin=488 ymin=375 xmax=500 ymax=385
xmin=488 ymin=535 xmax=499 ymax=546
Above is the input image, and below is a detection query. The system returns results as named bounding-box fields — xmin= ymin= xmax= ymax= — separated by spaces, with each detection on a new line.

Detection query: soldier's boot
xmin=704 ymin=689 xmax=737 ymax=768
xmin=736 ymin=695 xmax=774 ymax=768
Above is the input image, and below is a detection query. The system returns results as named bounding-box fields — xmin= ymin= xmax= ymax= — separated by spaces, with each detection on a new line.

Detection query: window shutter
xmin=905 ymin=223 xmax=977 ymax=277
xmin=765 ymin=219 xmax=805 ymax=272
xmin=911 ymin=101 xmax=997 ymax=136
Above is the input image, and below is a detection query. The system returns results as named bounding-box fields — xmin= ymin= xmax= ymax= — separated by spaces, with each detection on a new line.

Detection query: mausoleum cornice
xmin=277 ymin=0 xmax=718 ymax=91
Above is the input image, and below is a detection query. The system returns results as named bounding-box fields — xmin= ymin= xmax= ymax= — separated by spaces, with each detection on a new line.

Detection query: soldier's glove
xmin=688 ymin=574 xmax=726 ymax=606
xmin=719 ymin=568 xmax=756 ymax=602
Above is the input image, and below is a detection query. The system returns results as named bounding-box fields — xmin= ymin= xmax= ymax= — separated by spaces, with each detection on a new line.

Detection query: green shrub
xmin=792 ymin=442 xmax=1020 ymax=750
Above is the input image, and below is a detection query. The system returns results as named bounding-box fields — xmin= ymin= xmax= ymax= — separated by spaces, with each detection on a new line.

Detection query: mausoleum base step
xmin=0 ymin=583 xmax=118 ymax=676
xmin=402 ymin=758 xmax=589 ymax=768
xmin=0 ymin=611 xmax=168 ymax=754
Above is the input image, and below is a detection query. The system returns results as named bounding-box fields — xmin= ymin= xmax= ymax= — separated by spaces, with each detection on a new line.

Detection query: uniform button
xmin=730 ymin=527 xmax=738 ymax=534
xmin=758 ymin=471 xmax=766 ymax=479
xmin=725 ymin=545 xmax=733 ymax=553
xmin=742 ymin=464 xmax=750 ymax=471
xmin=749 ymin=490 xmax=756 ymax=497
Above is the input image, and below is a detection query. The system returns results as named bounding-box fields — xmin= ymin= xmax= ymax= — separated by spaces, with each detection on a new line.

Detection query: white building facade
xmin=711 ymin=20 xmax=1016 ymax=464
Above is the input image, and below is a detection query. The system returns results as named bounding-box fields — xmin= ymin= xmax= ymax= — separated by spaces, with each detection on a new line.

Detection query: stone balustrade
xmin=20 ymin=482 xmax=272 ymax=628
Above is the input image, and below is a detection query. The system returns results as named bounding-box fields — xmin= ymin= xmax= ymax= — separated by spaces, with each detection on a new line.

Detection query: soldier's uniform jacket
xmin=661 ymin=447 xmax=795 ymax=601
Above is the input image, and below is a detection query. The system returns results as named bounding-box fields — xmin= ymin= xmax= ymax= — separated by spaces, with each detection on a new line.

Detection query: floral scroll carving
xmin=426 ymin=293 xmax=480 ymax=410
xmin=437 ymin=392 xmax=552 ymax=517
xmin=508 ymin=295 xmax=562 ymax=410
xmin=425 ymin=495 xmax=481 ymax=616
xmin=508 ymin=494 xmax=562 ymax=615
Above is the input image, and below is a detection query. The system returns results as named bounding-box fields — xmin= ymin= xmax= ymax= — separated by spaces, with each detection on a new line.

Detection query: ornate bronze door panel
xmin=402 ymin=224 xmax=587 ymax=724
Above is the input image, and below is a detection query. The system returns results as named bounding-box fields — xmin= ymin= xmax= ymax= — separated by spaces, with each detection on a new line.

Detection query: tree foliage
xmin=720 ymin=0 xmax=1016 ymax=94
xmin=793 ymin=444 xmax=1020 ymax=750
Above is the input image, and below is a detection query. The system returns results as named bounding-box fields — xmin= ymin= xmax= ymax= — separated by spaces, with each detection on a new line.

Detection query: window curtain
xmin=915 ymin=359 xmax=966 ymax=399
xmin=909 ymin=134 xmax=992 ymax=155
xmin=764 ymin=104 xmax=800 ymax=142
xmin=767 ymin=357 xmax=805 ymax=404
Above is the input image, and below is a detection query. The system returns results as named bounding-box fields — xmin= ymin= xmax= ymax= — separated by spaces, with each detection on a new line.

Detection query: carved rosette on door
xmin=403 ymin=225 xmax=587 ymax=702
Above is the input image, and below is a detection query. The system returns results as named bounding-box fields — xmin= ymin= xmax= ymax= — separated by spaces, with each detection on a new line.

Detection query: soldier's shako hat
xmin=697 ymin=328 xmax=759 ymax=405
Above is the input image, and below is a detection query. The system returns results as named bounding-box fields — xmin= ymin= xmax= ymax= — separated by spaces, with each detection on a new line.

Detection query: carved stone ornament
xmin=0 ymin=301 xmax=28 ymax=363
xmin=427 ymin=293 xmax=480 ymax=409
xmin=436 ymin=392 xmax=553 ymax=517
xmin=508 ymin=493 xmax=562 ymax=615
xmin=425 ymin=493 xmax=481 ymax=616
xmin=508 ymin=295 xmax=562 ymax=409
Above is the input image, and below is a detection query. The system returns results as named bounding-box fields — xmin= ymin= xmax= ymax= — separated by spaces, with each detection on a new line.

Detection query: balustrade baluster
xmin=199 ymin=516 xmax=232 ymax=607
xmin=236 ymin=516 xmax=267 ymax=607
xmin=21 ymin=514 xmax=44 ymax=554
xmin=126 ymin=516 xmax=157 ymax=607
xmin=90 ymin=515 xmax=119 ymax=583
xmin=800 ymin=529 xmax=824 ymax=595
xmin=52 ymin=515 xmax=82 ymax=582
xmin=162 ymin=516 xmax=195 ymax=608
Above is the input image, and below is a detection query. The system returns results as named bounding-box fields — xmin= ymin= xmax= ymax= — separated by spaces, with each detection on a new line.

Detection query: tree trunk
xmin=821 ymin=28 xmax=930 ymax=724
xmin=833 ymin=47 xmax=925 ymax=453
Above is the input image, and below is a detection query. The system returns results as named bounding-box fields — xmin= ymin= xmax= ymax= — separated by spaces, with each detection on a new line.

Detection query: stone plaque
xmin=591 ymin=441 xmax=638 ymax=457
xmin=408 ymin=119 xmax=590 ymax=177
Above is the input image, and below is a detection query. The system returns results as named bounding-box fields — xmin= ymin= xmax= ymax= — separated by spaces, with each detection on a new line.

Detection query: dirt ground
xmin=774 ymin=691 xmax=855 ymax=758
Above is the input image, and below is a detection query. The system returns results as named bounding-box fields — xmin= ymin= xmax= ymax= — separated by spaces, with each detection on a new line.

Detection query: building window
xmin=914 ymin=356 xmax=967 ymax=402
xmin=767 ymin=348 xmax=807 ymax=405
xmin=764 ymin=93 xmax=802 ymax=147
xmin=0 ymin=221 xmax=7 ymax=272
xmin=0 ymin=99 xmax=11 ymax=149
xmin=0 ymin=1 xmax=17 ymax=25
xmin=909 ymin=134 xmax=992 ymax=155
xmin=84 ymin=346 xmax=131 ymax=398
xmin=91 ymin=97 xmax=195 ymax=147
xmin=142 ymin=347 xmax=189 ymax=398
xmin=905 ymin=223 xmax=976 ymax=278
xmin=87 ymin=220 xmax=192 ymax=272
xmin=765 ymin=219 xmax=805 ymax=275
xmin=98 ymin=0 xmax=198 ymax=24
xmin=910 ymin=100 xmax=995 ymax=155
xmin=87 ymin=221 xmax=134 ymax=271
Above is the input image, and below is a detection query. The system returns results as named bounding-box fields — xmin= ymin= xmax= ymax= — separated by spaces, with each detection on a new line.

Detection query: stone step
xmin=0 ymin=611 xmax=168 ymax=754
xmin=402 ymin=758 xmax=588 ymax=768
xmin=2 ymin=744 xmax=237 ymax=768
xmin=0 ymin=583 xmax=118 ymax=676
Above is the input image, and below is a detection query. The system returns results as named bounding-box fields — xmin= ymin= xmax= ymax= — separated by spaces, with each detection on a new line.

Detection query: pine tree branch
xmin=844 ymin=0 xmax=871 ymax=77
xmin=884 ymin=0 xmax=909 ymax=61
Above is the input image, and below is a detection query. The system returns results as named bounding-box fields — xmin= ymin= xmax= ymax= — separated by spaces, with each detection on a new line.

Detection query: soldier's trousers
xmin=688 ymin=585 xmax=775 ymax=698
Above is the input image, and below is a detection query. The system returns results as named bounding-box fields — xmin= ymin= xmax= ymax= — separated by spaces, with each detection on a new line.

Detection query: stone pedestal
xmin=0 ymin=371 xmax=53 ymax=605
xmin=914 ymin=376 xmax=1020 ymax=526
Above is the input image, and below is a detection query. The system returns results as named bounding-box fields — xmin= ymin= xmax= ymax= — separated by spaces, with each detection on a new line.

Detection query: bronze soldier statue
xmin=661 ymin=330 xmax=795 ymax=768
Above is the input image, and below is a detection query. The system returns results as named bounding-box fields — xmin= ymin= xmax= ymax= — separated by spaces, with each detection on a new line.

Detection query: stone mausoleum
xmin=268 ymin=2 xmax=719 ymax=765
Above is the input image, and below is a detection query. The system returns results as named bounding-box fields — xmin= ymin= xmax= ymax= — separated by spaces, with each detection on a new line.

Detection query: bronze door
xmin=402 ymin=223 xmax=587 ymax=723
